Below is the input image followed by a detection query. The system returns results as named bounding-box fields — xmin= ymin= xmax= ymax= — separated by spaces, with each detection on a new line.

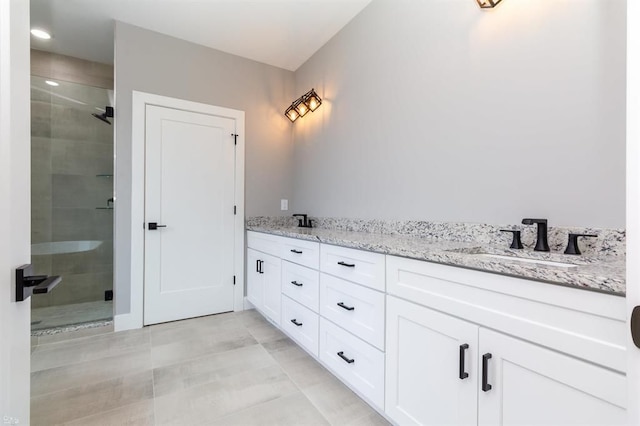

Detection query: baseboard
xmin=114 ymin=312 xmax=143 ymax=332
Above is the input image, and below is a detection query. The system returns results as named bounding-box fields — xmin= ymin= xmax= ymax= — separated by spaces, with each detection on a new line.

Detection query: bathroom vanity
xmin=246 ymin=221 xmax=626 ymax=425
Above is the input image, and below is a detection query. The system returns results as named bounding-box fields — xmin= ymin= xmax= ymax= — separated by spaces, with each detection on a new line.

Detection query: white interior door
xmin=143 ymin=105 xmax=236 ymax=325
xmin=0 ymin=0 xmax=31 ymax=422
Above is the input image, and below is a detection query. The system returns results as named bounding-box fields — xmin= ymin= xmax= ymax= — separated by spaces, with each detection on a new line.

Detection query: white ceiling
xmin=30 ymin=0 xmax=372 ymax=71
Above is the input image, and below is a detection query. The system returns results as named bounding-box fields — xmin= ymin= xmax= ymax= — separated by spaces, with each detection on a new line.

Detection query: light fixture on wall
xmin=476 ymin=0 xmax=503 ymax=8
xmin=285 ymin=89 xmax=322 ymax=123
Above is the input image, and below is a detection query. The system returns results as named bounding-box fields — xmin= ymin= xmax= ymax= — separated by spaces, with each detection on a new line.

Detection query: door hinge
xmin=233 ymin=275 xmax=236 ymax=285
xmin=231 ymin=133 xmax=238 ymax=145
xmin=234 ymin=205 xmax=237 ymax=215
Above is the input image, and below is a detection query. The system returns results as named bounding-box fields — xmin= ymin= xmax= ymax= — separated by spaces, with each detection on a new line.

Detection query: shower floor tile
xmin=31 ymin=300 xmax=113 ymax=331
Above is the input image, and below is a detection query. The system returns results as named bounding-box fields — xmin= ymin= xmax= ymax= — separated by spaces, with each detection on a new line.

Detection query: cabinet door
xmin=478 ymin=328 xmax=626 ymax=426
xmin=261 ymin=252 xmax=282 ymax=325
xmin=246 ymin=248 xmax=263 ymax=310
xmin=385 ymin=296 xmax=479 ymax=426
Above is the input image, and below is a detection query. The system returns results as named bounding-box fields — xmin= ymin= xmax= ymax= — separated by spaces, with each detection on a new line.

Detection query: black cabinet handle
xmin=290 ymin=249 xmax=303 ymax=254
xmin=337 ymin=261 xmax=355 ymax=268
xmin=482 ymin=353 xmax=492 ymax=392
xmin=290 ymin=319 xmax=303 ymax=327
xmin=291 ymin=281 xmax=303 ymax=287
xmin=459 ymin=344 xmax=469 ymax=380
xmin=257 ymin=260 xmax=264 ymax=274
xmin=256 ymin=259 xmax=261 ymax=273
xmin=337 ymin=351 xmax=355 ymax=364
xmin=337 ymin=302 xmax=355 ymax=311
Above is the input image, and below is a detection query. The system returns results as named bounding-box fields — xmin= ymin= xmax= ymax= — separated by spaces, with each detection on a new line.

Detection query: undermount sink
xmin=446 ymin=247 xmax=579 ymax=269
xmin=476 ymin=253 xmax=578 ymax=268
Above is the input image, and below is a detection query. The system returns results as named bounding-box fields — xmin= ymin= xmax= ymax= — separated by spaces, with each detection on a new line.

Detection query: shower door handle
xmin=148 ymin=222 xmax=167 ymax=230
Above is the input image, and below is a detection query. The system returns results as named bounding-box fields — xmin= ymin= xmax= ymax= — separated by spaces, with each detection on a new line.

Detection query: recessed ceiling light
xmin=30 ymin=29 xmax=51 ymax=40
xmin=45 ymin=80 xmax=59 ymax=87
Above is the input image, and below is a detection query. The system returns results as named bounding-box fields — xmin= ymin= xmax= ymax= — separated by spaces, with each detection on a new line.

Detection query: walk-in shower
xmin=30 ymin=76 xmax=114 ymax=332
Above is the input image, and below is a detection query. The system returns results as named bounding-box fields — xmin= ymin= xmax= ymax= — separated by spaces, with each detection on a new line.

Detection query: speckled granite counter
xmin=246 ymin=223 xmax=626 ymax=296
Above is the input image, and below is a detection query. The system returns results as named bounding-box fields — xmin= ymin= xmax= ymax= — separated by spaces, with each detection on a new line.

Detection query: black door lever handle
xmin=148 ymin=222 xmax=167 ymax=230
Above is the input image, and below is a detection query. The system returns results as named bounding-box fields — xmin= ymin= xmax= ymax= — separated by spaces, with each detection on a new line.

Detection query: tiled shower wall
xmin=31 ymin=50 xmax=114 ymax=309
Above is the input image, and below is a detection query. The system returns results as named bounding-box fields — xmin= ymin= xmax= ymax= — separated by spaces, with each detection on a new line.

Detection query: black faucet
xmin=292 ymin=214 xmax=313 ymax=228
xmin=521 ymin=218 xmax=550 ymax=252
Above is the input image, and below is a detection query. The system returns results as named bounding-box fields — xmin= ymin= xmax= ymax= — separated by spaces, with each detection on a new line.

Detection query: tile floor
xmin=31 ymin=300 xmax=113 ymax=331
xmin=31 ymin=309 xmax=390 ymax=425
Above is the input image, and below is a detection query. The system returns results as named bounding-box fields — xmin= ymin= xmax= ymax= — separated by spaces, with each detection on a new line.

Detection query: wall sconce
xmin=476 ymin=0 xmax=503 ymax=8
xmin=285 ymin=89 xmax=322 ymax=123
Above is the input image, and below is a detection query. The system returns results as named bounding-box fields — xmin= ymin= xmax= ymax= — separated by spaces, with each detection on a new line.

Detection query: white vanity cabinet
xmin=385 ymin=255 xmax=627 ymax=426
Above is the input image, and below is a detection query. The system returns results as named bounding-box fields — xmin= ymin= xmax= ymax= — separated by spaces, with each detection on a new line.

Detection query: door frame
xmin=122 ymin=91 xmax=245 ymax=330
xmin=627 ymin=1 xmax=640 ymax=424
xmin=0 ymin=0 xmax=31 ymax=422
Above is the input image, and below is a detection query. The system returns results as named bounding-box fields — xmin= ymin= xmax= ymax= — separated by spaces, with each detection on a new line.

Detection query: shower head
xmin=92 ymin=112 xmax=111 ymax=125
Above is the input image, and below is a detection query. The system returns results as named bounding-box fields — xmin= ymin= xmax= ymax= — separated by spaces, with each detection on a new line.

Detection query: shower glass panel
xmin=30 ymin=76 xmax=114 ymax=332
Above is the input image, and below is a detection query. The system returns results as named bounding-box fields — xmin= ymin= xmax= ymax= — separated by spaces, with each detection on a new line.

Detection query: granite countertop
xmin=246 ymin=225 xmax=626 ymax=296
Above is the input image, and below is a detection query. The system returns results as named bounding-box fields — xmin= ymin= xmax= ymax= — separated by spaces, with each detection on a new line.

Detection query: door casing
xmin=116 ymin=91 xmax=245 ymax=331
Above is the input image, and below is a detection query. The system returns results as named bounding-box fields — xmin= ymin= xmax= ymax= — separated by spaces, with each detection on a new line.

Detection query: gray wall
xmin=114 ymin=22 xmax=295 ymax=314
xmin=292 ymin=0 xmax=626 ymax=228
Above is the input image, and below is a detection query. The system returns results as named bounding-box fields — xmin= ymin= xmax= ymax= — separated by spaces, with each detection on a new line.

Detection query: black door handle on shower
xmin=337 ymin=261 xmax=355 ymax=268
xmin=459 ymin=344 xmax=469 ymax=380
xmin=482 ymin=353 xmax=492 ymax=392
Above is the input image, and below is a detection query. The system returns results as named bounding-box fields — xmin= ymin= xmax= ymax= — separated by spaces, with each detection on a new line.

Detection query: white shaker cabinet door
xmin=478 ymin=328 xmax=627 ymax=426
xmin=246 ymin=248 xmax=264 ymax=310
xmin=260 ymin=252 xmax=282 ymax=325
xmin=385 ymin=296 xmax=479 ymax=426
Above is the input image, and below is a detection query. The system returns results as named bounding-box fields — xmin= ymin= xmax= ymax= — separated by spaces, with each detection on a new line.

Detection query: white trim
xmin=128 ymin=91 xmax=245 ymax=330
xmin=113 ymin=313 xmax=139 ymax=332
xmin=627 ymin=0 xmax=640 ymax=423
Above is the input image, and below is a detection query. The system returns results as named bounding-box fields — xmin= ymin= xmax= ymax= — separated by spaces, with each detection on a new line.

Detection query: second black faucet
xmin=522 ymin=218 xmax=550 ymax=252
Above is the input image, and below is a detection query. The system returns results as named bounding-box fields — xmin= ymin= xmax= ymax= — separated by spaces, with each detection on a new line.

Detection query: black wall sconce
xmin=476 ymin=0 xmax=503 ymax=8
xmin=285 ymin=89 xmax=322 ymax=123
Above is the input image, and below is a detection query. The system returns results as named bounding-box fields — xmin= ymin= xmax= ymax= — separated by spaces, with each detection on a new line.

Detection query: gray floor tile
xmin=303 ymin=375 xmax=379 ymax=426
xmin=32 ymin=348 xmax=152 ymax=397
xmin=153 ymin=344 xmax=276 ymax=397
xmin=151 ymin=327 xmax=258 ymax=368
xmin=31 ymin=309 xmax=382 ymax=426
xmin=153 ymin=364 xmax=298 ymax=425
xmin=212 ymin=392 xmax=330 ymax=426
xmin=63 ymin=400 xmax=155 ymax=426
xmin=31 ymin=371 xmax=153 ymax=426
xmin=32 ymin=327 xmax=150 ymax=372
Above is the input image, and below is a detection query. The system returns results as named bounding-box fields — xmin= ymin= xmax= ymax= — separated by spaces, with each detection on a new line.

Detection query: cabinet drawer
xmin=247 ymin=231 xmax=281 ymax=256
xmin=281 ymin=295 xmax=319 ymax=357
xmin=320 ymin=274 xmax=385 ymax=350
xmin=320 ymin=244 xmax=385 ymax=291
xmin=319 ymin=318 xmax=385 ymax=409
xmin=281 ymin=238 xmax=320 ymax=269
xmin=282 ymin=261 xmax=320 ymax=313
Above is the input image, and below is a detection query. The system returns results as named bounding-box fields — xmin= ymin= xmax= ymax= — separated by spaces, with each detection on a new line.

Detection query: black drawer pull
xmin=337 ymin=261 xmax=355 ymax=268
xmin=337 ymin=351 xmax=355 ymax=364
xmin=459 ymin=344 xmax=469 ymax=380
xmin=482 ymin=353 xmax=492 ymax=392
xmin=290 ymin=249 xmax=303 ymax=254
xmin=337 ymin=302 xmax=355 ymax=311
xmin=256 ymin=259 xmax=261 ymax=273
xmin=291 ymin=281 xmax=303 ymax=287
xmin=290 ymin=319 xmax=303 ymax=327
